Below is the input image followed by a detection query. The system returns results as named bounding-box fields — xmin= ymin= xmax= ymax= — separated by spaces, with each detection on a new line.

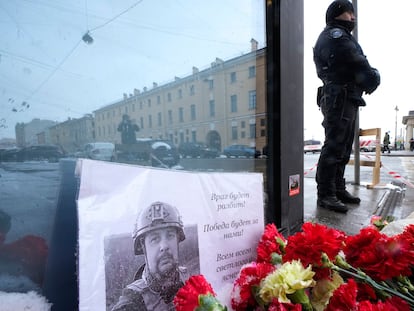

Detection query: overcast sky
xmin=0 ymin=0 xmax=265 ymax=139
xmin=1 ymin=0 xmax=413 ymax=144
xmin=305 ymin=0 xmax=414 ymax=143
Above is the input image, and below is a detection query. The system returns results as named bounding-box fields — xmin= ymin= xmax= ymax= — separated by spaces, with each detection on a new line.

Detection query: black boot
xmin=317 ymin=196 xmax=348 ymax=213
xmin=336 ymin=190 xmax=361 ymax=204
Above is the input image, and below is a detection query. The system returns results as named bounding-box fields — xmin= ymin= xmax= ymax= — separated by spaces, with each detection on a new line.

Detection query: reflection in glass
xmin=0 ymin=0 xmax=266 ymax=296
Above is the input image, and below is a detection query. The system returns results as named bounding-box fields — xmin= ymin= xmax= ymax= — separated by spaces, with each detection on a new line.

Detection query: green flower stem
xmin=331 ymin=265 xmax=414 ymax=308
xmin=287 ymin=289 xmax=313 ymax=311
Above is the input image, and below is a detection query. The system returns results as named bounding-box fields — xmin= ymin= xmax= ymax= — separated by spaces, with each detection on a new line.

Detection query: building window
xmin=241 ymin=121 xmax=246 ymax=128
xmin=148 ymin=99 xmax=151 ymax=107
xmin=179 ymin=107 xmax=184 ymax=122
xmin=191 ymin=130 xmax=196 ymax=142
xmin=140 ymin=101 xmax=143 ymax=110
xmin=190 ymin=104 xmax=196 ymax=120
xmin=168 ymin=110 xmax=173 ymax=124
xmin=231 ymin=125 xmax=238 ymax=140
xmin=248 ymin=65 xmax=256 ymax=78
xmin=140 ymin=117 xmax=144 ymax=129
xmin=208 ymin=79 xmax=214 ymax=90
xmin=132 ymin=103 xmax=135 ymax=112
xmin=209 ymin=100 xmax=215 ymax=117
xmin=230 ymin=72 xmax=236 ymax=83
xmin=157 ymin=95 xmax=161 ymax=104
xmin=158 ymin=112 xmax=162 ymax=126
xmin=249 ymin=123 xmax=256 ymax=138
xmin=230 ymin=95 xmax=238 ymax=113
xmin=249 ymin=90 xmax=256 ymax=110
xmin=148 ymin=115 xmax=152 ymax=128
xmin=190 ymin=85 xmax=195 ymax=95
xmin=178 ymin=89 xmax=182 ymax=99
xmin=179 ymin=132 xmax=184 ymax=143
xmin=261 ymin=129 xmax=266 ymax=137
xmin=241 ymin=131 xmax=246 ymax=138
xmin=167 ymin=93 xmax=172 ymax=102
xmin=260 ymin=118 xmax=266 ymax=126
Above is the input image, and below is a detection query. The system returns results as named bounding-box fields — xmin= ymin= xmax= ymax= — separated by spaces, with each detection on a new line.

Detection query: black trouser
xmin=316 ymin=89 xmax=358 ymax=197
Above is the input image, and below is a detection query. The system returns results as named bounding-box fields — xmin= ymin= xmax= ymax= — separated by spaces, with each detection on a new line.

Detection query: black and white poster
xmin=76 ymin=159 xmax=264 ymax=310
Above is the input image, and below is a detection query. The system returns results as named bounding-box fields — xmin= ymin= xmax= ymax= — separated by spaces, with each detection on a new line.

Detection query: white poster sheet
xmin=76 ymin=159 xmax=264 ymax=310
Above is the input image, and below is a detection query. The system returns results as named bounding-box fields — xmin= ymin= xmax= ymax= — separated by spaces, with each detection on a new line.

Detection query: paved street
xmin=304 ymin=151 xmax=414 ymax=234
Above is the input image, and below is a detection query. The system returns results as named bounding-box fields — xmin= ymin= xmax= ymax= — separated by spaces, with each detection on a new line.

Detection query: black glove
xmin=365 ymin=68 xmax=380 ymax=94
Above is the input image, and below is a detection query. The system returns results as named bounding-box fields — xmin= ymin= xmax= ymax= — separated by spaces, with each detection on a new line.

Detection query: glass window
xmin=209 ymin=100 xmax=215 ymax=117
xmin=148 ymin=115 xmax=152 ymax=128
xmin=157 ymin=112 xmax=162 ymax=126
xmin=249 ymin=90 xmax=257 ymax=110
xmin=249 ymin=123 xmax=256 ymax=139
xmin=230 ymin=72 xmax=237 ymax=83
xmin=0 ymin=1 xmax=266 ymax=299
xmin=179 ymin=107 xmax=184 ymax=123
xmin=168 ymin=110 xmax=173 ymax=124
xmin=230 ymin=95 xmax=238 ymax=113
xmin=248 ymin=65 xmax=256 ymax=78
xmin=231 ymin=125 xmax=238 ymax=140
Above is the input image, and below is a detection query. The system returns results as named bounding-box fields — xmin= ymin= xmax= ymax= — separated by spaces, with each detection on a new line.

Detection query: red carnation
xmin=325 ymin=278 xmax=358 ymax=311
xmin=268 ymin=299 xmax=303 ymax=311
xmin=357 ymin=296 xmax=410 ymax=311
xmin=174 ymin=275 xmax=216 ymax=311
xmin=344 ymin=227 xmax=414 ymax=281
xmin=231 ymin=262 xmax=275 ymax=311
xmin=256 ymin=223 xmax=286 ymax=263
xmin=283 ymin=222 xmax=346 ymax=280
xmin=398 ymin=224 xmax=414 ymax=248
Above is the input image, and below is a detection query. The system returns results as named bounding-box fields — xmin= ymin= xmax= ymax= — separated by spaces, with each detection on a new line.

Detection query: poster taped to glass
xmin=76 ymin=159 xmax=264 ymax=310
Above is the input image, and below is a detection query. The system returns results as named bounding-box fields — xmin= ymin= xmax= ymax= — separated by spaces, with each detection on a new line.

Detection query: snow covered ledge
xmin=0 ymin=291 xmax=51 ymax=311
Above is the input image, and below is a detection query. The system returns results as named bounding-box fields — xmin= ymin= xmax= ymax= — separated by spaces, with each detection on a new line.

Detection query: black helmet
xmin=132 ymin=201 xmax=185 ymax=255
xmin=326 ymin=0 xmax=354 ymax=24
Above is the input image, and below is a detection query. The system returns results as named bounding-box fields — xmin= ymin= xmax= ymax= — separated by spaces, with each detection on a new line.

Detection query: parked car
xmin=178 ymin=142 xmax=218 ymax=158
xmin=20 ymin=145 xmax=65 ymax=162
xmin=304 ymin=140 xmax=322 ymax=154
xmin=0 ymin=148 xmax=21 ymax=162
xmin=359 ymin=139 xmax=377 ymax=152
xmin=150 ymin=140 xmax=180 ymax=167
xmin=223 ymin=144 xmax=260 ymax=158
xmin=78 ymin=142 xmax=116 ymax=161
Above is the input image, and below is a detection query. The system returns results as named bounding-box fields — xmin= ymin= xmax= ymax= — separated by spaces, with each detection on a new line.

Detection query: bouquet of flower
xmin=174 ymin=220 xmax=414 ymax=311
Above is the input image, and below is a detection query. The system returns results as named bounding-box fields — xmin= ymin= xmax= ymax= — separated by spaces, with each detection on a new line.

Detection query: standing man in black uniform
xmin=313 ymin=0 xmax=380 ymax=213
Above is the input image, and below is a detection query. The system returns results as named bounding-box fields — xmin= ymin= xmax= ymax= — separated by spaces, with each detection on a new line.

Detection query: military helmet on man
xmin=133 ymin=201 xmax=185 ymax=255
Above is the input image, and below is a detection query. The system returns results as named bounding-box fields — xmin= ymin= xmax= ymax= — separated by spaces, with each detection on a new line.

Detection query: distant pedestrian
xmin=410 ymin=138 xmax=414 ymax=151
xmin=383 ymin=132 xmax=391 ymax=153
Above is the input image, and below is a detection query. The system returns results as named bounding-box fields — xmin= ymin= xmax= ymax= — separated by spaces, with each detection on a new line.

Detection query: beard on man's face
xmin=156 ymin=252 xmax=178 ymax=276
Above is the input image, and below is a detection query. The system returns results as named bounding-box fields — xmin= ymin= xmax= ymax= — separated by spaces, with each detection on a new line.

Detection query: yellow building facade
xmin=94 ymin=40 xmax=266 ymax=153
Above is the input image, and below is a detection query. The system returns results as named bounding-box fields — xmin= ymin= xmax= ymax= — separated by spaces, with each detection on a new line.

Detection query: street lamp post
xmin=395 ymin=105 xmax=399 ymax=150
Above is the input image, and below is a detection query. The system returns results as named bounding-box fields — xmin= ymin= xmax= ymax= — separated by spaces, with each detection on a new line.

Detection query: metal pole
xmin=352 ymin=0 xmax=360 ymax=185
xmin=395 ymin=105 xmax=399 ymax=150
